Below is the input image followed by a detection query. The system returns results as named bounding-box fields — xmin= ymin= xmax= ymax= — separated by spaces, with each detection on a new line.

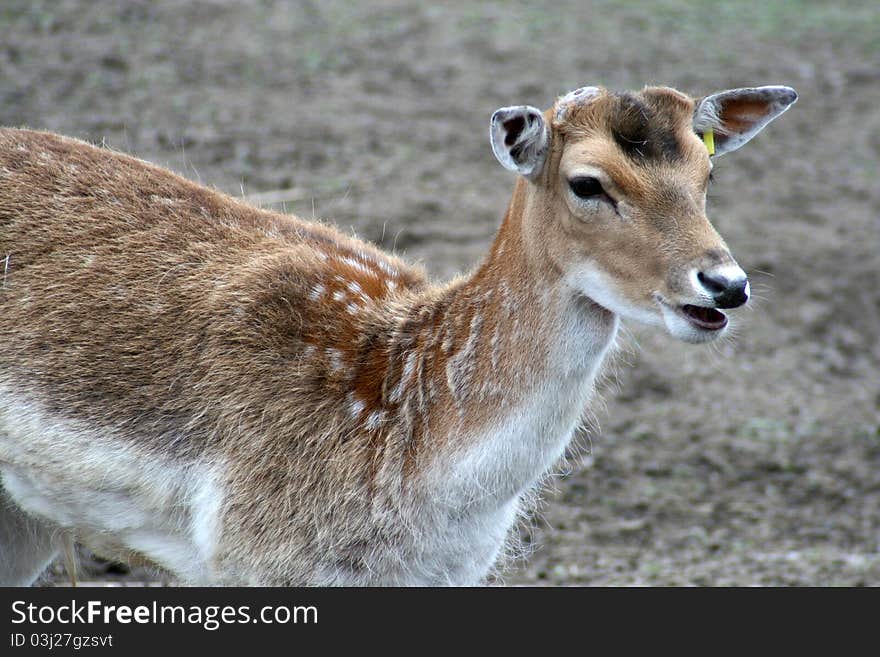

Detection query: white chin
xmin=659 ymin=304 xmax=728 ymax=344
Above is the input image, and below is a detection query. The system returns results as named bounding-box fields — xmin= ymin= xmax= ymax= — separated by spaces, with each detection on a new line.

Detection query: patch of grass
xmin=739 ymin=416 xmax=790 ymax=440
xmin=596 ymin=0 xmax=878 ymax=53
xmin=448 ymin=0 xmax=879 ymax=59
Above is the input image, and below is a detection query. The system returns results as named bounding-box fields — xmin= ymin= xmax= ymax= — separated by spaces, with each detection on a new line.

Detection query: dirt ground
xmin=1 ymin=0 xmax=877 ymax=586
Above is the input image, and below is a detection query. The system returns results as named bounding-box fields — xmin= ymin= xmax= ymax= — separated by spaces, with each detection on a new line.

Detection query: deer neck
xmin=392 ymin=179 xmax=618 ymax=504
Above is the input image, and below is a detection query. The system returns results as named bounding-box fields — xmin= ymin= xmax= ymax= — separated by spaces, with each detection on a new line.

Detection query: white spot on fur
xmin=340 ymin=257 xmax=373 ymax=277
xmin=346 ymin=393 xmax=366 ymax=419
xmin=445 ymin=313 xmax=484 ymax=409
xmin=390 ymin=350 xmax=417 ymax=403
xmin=150 ymin=195 xmax=178 ymax=206
xmin=498 ymin=280 xmax=515 ymax=319
xmin=326 ymin=348 xmax=345 ymax=372
xmin=308 ymin=283 xmax=326 ymax=301
xmin=356 ymin=250 xmax=383 ymax=271
xmin=348 ymin=280 xmax=370 ymax=302
xmin=490 ymin=323 xmax=502 ymax=372
xmin=364 ymin=411 xmax=385 ymax=431
xmin=377 ymin=259 xmax=399 ymax=279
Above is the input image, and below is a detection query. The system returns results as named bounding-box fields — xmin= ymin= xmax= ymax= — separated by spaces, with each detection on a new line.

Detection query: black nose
xmin=697 ymin=271 xmax=749 ymax=309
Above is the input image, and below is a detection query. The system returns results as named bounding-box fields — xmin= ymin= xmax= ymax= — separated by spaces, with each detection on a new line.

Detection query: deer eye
xmin=568 ymin=176 xmax=618 ymax=212
xmin=568 ymin=176 xmax=605 ymax=200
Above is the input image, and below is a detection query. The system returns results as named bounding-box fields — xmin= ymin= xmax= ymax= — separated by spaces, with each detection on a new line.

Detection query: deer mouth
xmin=679 ymin=304 xmax=728 ymax=331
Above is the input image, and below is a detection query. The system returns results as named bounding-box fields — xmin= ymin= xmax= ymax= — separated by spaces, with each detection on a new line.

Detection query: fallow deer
xmin=0 ymin=84 xmax=796 ymax=585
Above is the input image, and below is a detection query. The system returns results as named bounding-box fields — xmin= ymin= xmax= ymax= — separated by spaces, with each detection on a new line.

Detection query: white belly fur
xmin=0 ymin=385 xmax=220 ymax=583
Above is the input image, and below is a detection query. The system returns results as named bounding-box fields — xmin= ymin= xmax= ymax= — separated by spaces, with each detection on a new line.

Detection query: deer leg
xmin=0 ymin=480 xmax=59 ymax=586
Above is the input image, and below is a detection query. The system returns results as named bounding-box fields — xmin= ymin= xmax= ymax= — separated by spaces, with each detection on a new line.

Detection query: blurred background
xmin=2 ymin=0 xmax=877 ymax=585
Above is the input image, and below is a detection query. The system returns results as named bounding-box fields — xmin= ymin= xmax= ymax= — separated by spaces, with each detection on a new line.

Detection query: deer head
xmin=490 ymin=85 xmax=797 ymax=343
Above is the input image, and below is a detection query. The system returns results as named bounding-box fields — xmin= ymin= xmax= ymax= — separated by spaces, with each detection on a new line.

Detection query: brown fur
xmin=531 ymin=87 xmax=729 ymax=311
xmin=0 ymin=84 xmax=791 ymax=584
xmin=0 ymin=128 xmax=559 ymax=582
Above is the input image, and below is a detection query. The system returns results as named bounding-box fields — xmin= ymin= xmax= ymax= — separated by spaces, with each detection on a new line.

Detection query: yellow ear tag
xmin=703 ymin=128 xmax=715 ymax=156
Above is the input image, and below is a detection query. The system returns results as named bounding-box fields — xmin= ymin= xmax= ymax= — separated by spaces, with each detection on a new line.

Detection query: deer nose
xmin=697 ymin=269 xmax=749 ymax=309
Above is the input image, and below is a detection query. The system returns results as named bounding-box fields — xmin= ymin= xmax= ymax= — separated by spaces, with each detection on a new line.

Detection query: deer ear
xmin=694 ymin=85 xmax=797 ymax=156
xmin=490 ymin=105 xmax=549 ymax=179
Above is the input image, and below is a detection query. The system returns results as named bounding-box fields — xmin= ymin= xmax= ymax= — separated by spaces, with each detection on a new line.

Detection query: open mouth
xmin=679 ymin=304 xmax=728 ymax=331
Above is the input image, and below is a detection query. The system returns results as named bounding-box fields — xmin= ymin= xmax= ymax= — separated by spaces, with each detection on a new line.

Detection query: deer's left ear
xmin=490 ymin=105 xmax=550 ymax=180
xmin=694 ymin=85 xmax=798 ymax=156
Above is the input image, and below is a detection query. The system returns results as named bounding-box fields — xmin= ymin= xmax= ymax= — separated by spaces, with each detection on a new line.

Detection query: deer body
xmin=0 ymin=84 xmax=795 ymax=585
